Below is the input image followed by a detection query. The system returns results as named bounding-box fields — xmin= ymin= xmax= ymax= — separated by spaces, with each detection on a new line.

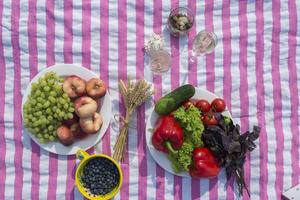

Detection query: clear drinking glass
xmin=189 ymin=30 xmax=218 ymax=63
xmin=149 ymin=50 xmax=171 ymax=74
xmin=167 ymin=7 xmax=194 ymax=37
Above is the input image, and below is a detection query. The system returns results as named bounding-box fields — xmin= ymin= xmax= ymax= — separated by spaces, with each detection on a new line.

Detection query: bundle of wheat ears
xmin=112 ymin=78 xmax=153 ymax=162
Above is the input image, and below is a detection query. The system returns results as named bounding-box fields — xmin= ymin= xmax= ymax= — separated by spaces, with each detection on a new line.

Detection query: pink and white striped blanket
xmin=0 ymin=0 xmax=299 ymax=199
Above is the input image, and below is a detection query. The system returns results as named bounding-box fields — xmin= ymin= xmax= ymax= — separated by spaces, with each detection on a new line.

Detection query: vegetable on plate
xmin=189 ymin=147 xmax=220 ymax=178
xmin=151 ymin=116 xmax=184 ymax=153
xmin=155 ymin=84 xmax=195 ymax=115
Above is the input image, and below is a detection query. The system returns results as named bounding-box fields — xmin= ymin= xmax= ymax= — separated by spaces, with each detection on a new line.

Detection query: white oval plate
xmin=146 ymin=88 xmax=231 ymax=177
xmin=21 ymin=64 xmax=112 ymax=155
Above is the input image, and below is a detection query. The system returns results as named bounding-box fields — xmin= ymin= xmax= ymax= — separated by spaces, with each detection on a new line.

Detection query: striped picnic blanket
xmin=0 ymin=0 xmax=299 ymax=199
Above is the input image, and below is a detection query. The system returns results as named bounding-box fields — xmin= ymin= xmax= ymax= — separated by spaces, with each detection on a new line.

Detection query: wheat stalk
xmin=112 ymin=78 xmax=153 ymax=162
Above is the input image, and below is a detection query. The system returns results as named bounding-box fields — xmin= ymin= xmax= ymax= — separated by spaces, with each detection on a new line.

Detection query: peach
xmin=74 ymin=96 xmax=97 ymax=118
xmin=86 ymin=78 xmax=107 ymax=98
xmin=56 ymin=125 xmax=74 ymax=146
xmin=63 ymin=75 xmax=86 ymax=98
xmin=79 ymin=112 xmax=103 ymax=134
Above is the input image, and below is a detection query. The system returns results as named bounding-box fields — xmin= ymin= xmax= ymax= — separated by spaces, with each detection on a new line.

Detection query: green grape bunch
xmin=23 ymin=72 xmax=75 ymax=143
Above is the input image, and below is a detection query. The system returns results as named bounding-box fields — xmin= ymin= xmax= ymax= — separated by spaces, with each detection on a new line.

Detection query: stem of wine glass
xmin=188 ymin=49 xmax=198 ymax=63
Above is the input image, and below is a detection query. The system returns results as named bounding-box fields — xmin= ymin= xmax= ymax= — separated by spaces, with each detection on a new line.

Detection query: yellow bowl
xmin=75 ymin=150 xmax=123 ymax=200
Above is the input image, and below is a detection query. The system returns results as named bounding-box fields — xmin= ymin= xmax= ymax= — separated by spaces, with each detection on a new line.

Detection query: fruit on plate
xmin=195 ymin=99 xmax=210 ymax=113
xmin=201 ymin=114 xmax=218 ymax=125
xmin=57 ymin=125 xmax=75 ymax=146
xmin=63 ymin=75 xmax=86 ymax=98
xmin=23 ymin=72 xmax=75 ymax=144
xmin=151 ymin=116 xmax=184 ymax=153
xmin=23 ymin=71 xmax=107 ymax=146
xmin=189 ymin=147 xmax=220 ymax=178
xmin=86 ymin=78 xmax=107 ymax=98
xmin=155 ymin=84 xmax=195 ymax=115
xmin=74 ymin=96 xmax=98 ymax=118
xmin=211 ymin=98 xmax=226 ymax=113
xmin=79 ymin=112 xmax=103 ymax=134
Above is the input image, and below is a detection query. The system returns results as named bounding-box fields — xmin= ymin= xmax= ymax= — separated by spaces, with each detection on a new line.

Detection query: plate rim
xmin=145 ymin=87 xmax=232 ymax=177
xmin=21 ymin=63 xmax=112 ymax=155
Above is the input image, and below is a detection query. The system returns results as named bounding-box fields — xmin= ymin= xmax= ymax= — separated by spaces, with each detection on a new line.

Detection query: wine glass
xmin=189 ymin=30 xmax=218 ymax=63
xmin=149 ymin=50 xmax=171 ymax=74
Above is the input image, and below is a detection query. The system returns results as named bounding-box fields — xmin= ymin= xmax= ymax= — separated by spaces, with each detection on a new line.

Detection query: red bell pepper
xmin=152 ymin=116 xmax=184 ymax=153
xmin=189 ymin=147 xmax=220 ymax=178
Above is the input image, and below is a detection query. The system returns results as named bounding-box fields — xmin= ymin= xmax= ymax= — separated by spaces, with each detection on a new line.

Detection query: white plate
xmin=145 ymin=88 xmax=231 ymax=177
xmin=21 ymin=64 xmax=112 ymax=155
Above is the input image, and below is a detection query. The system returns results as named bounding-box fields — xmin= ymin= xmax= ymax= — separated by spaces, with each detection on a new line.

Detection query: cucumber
xmin=155 ymin=84 xmax=195 ymax=115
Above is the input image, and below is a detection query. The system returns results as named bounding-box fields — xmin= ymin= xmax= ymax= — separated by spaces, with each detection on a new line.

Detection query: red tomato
xmin=211 ymin=98 xmax=226 ymax=113
xmin=182 ymin=100 xmax=195 ymax=109
xmin=195 ymin=99 xmax=211 ymax=113
xmin=202 ymin=114 xmax=218 ymax=125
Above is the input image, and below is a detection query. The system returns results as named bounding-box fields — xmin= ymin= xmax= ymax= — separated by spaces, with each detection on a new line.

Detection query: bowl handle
xmin=76 ymin=149 xmax=89 ymax=161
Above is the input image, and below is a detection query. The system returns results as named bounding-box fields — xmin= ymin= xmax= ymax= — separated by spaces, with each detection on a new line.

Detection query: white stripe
xmin=108 ymin=0 xmax=120 ymax=198
xmin=263 ymin=1 xmax=276 ymax=199
xmin=54 ymin=0 xmax=64 ymax=63
xmin=2 ymin=0 xmax=15 ymax=198
xmin=72 ymin=0 xmax=82 ymax=64
xmin=90 ymin=0 xmax=100 ymax=75
xmin=246 ymin=1 xmax=260 ymax=199
xmin=143 ymin=1 xmax=158 ymax=199
xmin=279 ymin=0 xmax=293 ymax=191
xmin=39 ymin=150 xmax=50 ymax=199
xmin=126 ymin=1 xmax=139 ymax=199
xmin=213 ymin=0 xmax=224 ymax=97
xmin=56 ymin=156 xmax=68 ymax=199
xmin=19 ymin=0 xmax=31 ymax=198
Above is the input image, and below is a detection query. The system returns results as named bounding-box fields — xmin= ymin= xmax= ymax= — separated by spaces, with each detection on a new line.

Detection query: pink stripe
xmin=82 ymin=0 xmax=91 ymax=68
xmin=204 ymin=0 xmax=219 ymax=199
xmin=28 ymin=1 xmax=41 ymax=199
xmin=238 ymin=1 xmax=251 ymax=199
xmin=170 ymin=1 xmax=182 ymax=199
xmin=11 ymin=0 xmax=24 ymax=199
xmin=45 ymin=1 xmax=58 ymax=199
xmin=99 ymin=0 xmax=111 ymax=156
xmin=204 ymin=0 xmax=215 ymax=93
xmin=152 ymin=1 xmax=165 ymax=199
xmin=0 ymin=0 xmax=6 ymax=198
xmin=271 ymin=1 xmax=284 ymax=199
xmin=63 ymin=0 xmax=73 ymax=63
xmin=287 ymin=0 xmax=300 ymax=186
xmin=118 ymin=0 xmax=129 ymax=199
xmin=187 ymin=0 xmax=200 ymax=199
xmin=255 ymin=1 xmax=268 ymax=199
xmin=46 ymin=0 xmax=55 ymax=67
xmin=135 ymin=0 xmax=147 ymax=199
xmin=63 ymin=1 xmax=76 ymax=199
